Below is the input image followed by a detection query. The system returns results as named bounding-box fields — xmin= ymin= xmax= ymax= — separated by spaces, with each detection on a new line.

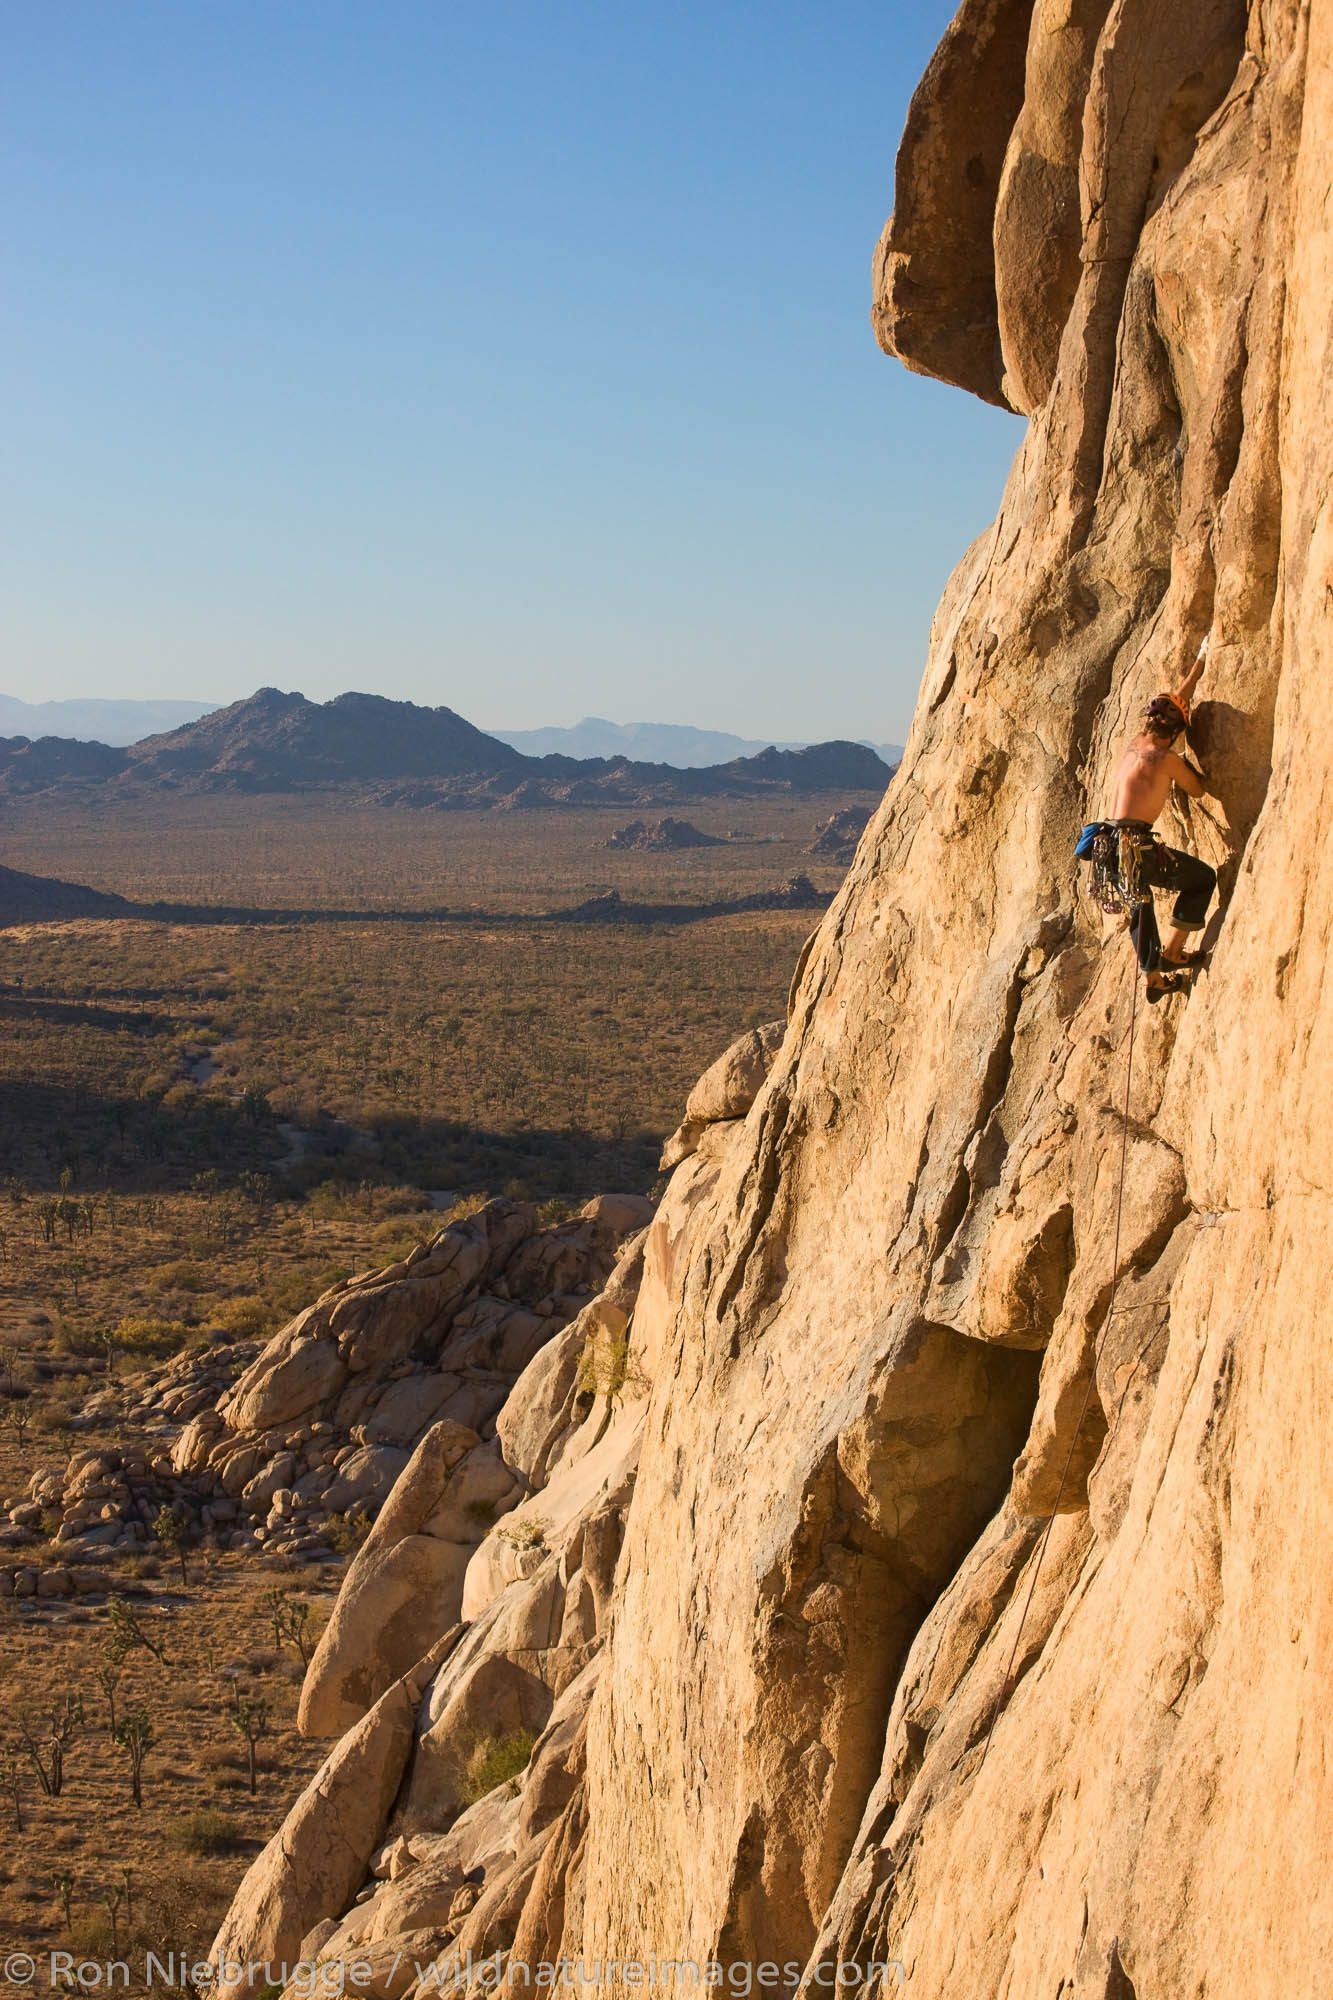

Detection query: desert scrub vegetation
xmin=0 ymin=791 xmax=857 ymax=914
xmin=171 ymin=1805 xmax=241 ymax=1856
xmin=0 ymin=1549 xmax=340 ymax=1975
xmin=459 ymin=1727 xmax=538 ymax=1805
xmin=576 ymin=1318 xmax=643 ymax=1402
xmin=0 ymin=817 xmax=817 ymax=1362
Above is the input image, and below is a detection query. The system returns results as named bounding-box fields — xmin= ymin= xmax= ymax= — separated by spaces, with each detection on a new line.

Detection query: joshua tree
xmin=112 ymin=1709 xmax=155 ymax=1808
xmin=101 ymin=1880 xmax=125 ymax=1956
xmin=1 ymin=1743 xmax=24 ymax=1832
xmin=1 ymin=1402 xmax=31 ymax=1450
xmin=230 ymin=1694 xmax=269 ymax=1795
xmin=154 ymin=1503 xmax=189 ymax=1586
xmin=239 ymin=1170 xmax=273 ymax=1219
xmin=266 ymin=1588 xmax=313 ymax=1664
xmin=106 ymin=1593 xmax=169 ymax=1665
xmin=52 ymin=1868 xmax=75 ymax=1933
xmin=19 ymin=1693 xmax=83 ymax=1797
xmin=96 ymin=1656 xmax=124 ymax=1735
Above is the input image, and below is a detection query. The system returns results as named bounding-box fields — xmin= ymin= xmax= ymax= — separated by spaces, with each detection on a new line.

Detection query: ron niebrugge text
xmin=1 ymin=1950 xmax=907 ymax=1992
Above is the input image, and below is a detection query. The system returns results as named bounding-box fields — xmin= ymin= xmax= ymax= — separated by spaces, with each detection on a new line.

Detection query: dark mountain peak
xmin=121 ymin=687 xmax=525 ymax=790
xmin=717 ymin=740 xmax=895 ymax=788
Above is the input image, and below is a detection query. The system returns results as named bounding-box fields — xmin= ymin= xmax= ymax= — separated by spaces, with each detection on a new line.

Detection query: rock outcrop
xmin=23 ymin=1203 xmax=640 ymax=1577
xmin=212 ymin=3 xmax=1333 ymax=1993
xmin=601 ymin=818 xmax=724 ymax=850
xmin=808 ymin=806 xmax=874 ymax=864
xmin=658 ymin=1021 xmax=785 ymax=1169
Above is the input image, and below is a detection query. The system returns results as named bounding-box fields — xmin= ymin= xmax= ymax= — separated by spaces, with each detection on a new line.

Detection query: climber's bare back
xmin=1108 ymin=735 xmax=1202 ymax=823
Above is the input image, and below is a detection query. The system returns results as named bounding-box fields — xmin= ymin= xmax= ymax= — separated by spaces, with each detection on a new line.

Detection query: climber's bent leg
xmin=1166 ymin=849 xmax=1217 ymax=931
xmin=1153 ymin=847 xmax=1216 ymax=963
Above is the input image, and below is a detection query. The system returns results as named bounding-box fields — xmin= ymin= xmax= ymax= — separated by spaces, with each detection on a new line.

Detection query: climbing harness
xmin=975 ymin=962 xmax=1141 ymax=1779
xmin=1075 ymin=821 xmax=1157 ymax=918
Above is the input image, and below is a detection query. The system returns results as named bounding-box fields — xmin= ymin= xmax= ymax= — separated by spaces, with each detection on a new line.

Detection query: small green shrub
xmin=152 ymin=1261 xmax=209 ymax=1294
xmin=459 ymin=1728 xmax=537 ymax=1805
xmin=492 ymin=1512 xmax=548 ymax=1552
xmin=172 ymin=1807 xmax=239 ymax=1856
xmin=113 ymin=1316 xmax=192 ymax=1359
xmin=326 ymin=1510 xmax=372 ymax=1554
xmin=216 ymin=1296 xmax=273 ymax=1337
xmin=576 ymin=1321 xmax=643 ymax=1402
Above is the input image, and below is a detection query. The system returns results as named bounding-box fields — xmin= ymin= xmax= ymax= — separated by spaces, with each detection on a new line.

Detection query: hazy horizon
xmin=0 ymin=687 xmax=903 ymax=758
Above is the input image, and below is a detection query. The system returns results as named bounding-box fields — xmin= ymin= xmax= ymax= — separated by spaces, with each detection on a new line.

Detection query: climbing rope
xmin=975 ymin=958 xmax=1140 ymax=1778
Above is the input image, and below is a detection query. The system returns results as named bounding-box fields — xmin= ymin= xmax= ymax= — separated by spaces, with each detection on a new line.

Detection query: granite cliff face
xmin=213 ymin=1 xmax=1331 ymax=1991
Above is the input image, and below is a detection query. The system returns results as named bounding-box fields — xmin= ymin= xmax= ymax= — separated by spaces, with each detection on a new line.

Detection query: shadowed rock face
xmin=214 ymin=4 xmax=1332 ymax=1992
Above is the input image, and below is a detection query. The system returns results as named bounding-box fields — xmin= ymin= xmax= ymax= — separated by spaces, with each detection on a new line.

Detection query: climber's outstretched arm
xmin=1171 ymin=634 xmax=1210 ymax=716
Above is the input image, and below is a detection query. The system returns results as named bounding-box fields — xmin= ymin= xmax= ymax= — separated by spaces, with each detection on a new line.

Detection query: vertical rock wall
xmin=583 ymin=0 xmax=1330 ymax=1990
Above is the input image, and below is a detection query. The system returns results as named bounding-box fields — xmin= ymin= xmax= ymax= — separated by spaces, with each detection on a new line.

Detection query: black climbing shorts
xmin=1113 ymin=820 xmax=1216 ymax=929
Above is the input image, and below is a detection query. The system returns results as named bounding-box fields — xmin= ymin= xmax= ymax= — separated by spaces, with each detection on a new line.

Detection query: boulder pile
xmin=167 ymin=1196 xmax=647 ymax=1564
xmin=601 ymin=817 xmax=724 ymax=850
xmin=7 ymin=1198 xmax=650 ymax=1579
xmin=75 ymin=1338 xmax=262 ymax=1437
xmin=210 ymin=1176 xmax=670 ymax=1974
xmin=808 ymin=804 xmax=873 ymax=864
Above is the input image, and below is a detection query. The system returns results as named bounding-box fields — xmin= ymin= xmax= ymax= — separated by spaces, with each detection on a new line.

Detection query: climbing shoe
xmin=1145 ymin=969 xmax=1192 ymax=1004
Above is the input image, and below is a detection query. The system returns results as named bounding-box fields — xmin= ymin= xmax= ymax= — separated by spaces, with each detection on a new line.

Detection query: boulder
xmin=494 ymin=1323 xmax=587 ymax=1495
xmin=871 ymin=0 xmax=1035 ymax=406
xmin=221 ymin=1328 xmax=348 ymax=1434
xmin=578 ymin=1194 xmax=656 ymax=1233
xmin=992 ymin=0 xmax=1112 ymax=413
xmin=321 ymin=1445 xmax=410 ymax=1517
xmin=361 ymin=1373 xmax=465 ymax=1447
xmin=393 ymin=1649 xmax=554 ymax=1841
xmin=348 ymin=1787 xmax=524 ymax=1947
xmin=659 ymin=1021 xmax=785 ymax=1167
xmin=210 ymin=1636 xmax=456 ymax=1972
xmin=495 ymin=1226 xmax=648 ymax=1494
xmin=299 ymin=1423 xmax=503 ymax=1737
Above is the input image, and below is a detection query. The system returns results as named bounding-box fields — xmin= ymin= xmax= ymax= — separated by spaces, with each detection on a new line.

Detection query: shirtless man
xmin=1104 ymin=640 xmax=1216 ymax=997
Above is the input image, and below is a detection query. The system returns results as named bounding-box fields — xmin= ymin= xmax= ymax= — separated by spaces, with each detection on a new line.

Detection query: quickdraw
xmin=1116 ymin=827 xmax=1155 ymax=910
xmin=1076 ymin=822 xmax=1156 ymax=917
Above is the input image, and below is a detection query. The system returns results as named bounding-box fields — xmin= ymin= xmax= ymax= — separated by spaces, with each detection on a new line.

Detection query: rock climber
xmin=1084 ymin=639 xmax=1217 ymax=1001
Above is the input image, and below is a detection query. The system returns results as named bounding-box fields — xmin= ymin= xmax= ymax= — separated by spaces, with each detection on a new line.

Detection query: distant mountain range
xmin=0 ymin=696 xmax=902 ymax=769
xmin=0 ymin=694 xmax=219 ymax=746
xmin=0 ymin=688 xmax=896 ymax=808
xmin=493 ymin=717 xmax=903 ymax=767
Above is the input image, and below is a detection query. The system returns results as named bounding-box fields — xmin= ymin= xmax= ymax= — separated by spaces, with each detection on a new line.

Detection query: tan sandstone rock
xmin=298 ymin=1419 xmax=490 ymax=1736
xmin=659 ymin=1020 xmax=784 ymax=1168
xmin=210 ymin=1636 xmax=459 ymax=1972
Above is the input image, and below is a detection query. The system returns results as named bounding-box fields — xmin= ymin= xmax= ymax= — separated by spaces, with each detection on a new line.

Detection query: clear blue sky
xmin=2 ymin=1 xmax=1024 ymax=744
